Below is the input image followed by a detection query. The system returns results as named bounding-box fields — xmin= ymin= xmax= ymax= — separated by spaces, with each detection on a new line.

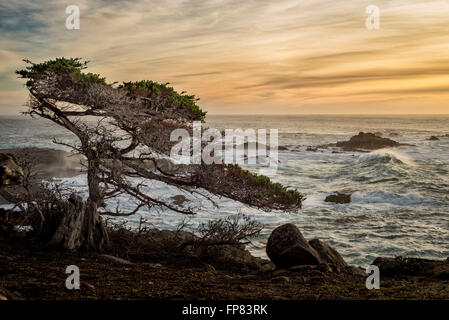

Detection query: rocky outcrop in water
xmin=325 ymin=192 xmax=351 ymax=204
xmin=320 ymin=132 xmax=401 ymax=151
xmin=170 ymin=194 xmax=190 ymax=207
xmin=266 ymin=223 xmax=349 ymax=272
xmin=428 ymin=136 xmax=439 ymax=141
xmin=335 ymin=132 xmax=400 ymax=151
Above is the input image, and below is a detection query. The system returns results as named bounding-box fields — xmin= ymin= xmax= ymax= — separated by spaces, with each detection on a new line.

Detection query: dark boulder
xmin=170 ymin=194 xmax=189 ymax=207
xmin=373 ymin=256 xmax=449 ymax=279
xmin=0 ymin=286 xmax=14 ymax=300
xmin=428 ymin=136 xmax=439 ymax=141
xmin=335 ymin=132 xmax=400 ymax=151
xmin=196 ymin=244 xmax=269 ymax=271
xmin=0 ymin=153 xmax=23 ymax=187
xmin=350 ymin=266 xmax=366 ymax=276
xmin=309 ymin=238 xmax=349 ymax=272
xmin=372 ymin=256 xmax=434 ymax=276
xmin=266 ymin=224 xmax=320 ymax=268
xmin=266 ymin=224 xmax=351 ymax=272
xmin=325 ymin=192 xmax=351 ymax=204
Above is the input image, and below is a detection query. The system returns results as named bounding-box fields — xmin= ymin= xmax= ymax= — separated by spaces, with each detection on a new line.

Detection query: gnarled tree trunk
xmin=49 ymin=195 xmax=109 ymax=251
xmin=50 ymin=159 xmax=109 ymax=251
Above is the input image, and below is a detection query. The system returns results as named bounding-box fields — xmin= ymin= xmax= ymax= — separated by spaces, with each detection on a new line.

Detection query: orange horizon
xmin=1 ymin=0 xmax=449 ymax=115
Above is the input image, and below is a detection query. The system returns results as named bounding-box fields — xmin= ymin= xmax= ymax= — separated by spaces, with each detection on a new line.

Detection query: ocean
xmin=1 ymin=114 xmax=449 ymax=266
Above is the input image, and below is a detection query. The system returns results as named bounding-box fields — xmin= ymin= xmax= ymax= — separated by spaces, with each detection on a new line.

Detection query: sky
xmin=1 ymin=0 xmax=449 ymax=115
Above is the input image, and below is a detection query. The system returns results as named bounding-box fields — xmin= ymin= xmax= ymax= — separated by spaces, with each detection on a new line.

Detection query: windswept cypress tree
xmin=15 ymin=58 xmax=304 ymax=251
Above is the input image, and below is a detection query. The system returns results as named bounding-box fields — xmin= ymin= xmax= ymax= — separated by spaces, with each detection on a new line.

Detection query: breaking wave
xmin=358 ymin=149 xmax=416 ymax=166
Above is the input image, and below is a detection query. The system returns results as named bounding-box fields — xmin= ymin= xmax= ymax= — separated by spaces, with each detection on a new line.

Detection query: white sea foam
xmin=358 ymin=149 xmax=416 ymax=166
xmin=352 ymin=190 xmax=423 ymax=205
xmin=2 ymin=115 xmax=449 ymax=266
xmin=302 ymin=193 xmax=330 ymax=208
xmin=303 ymin=190 xmax=423 ymax=208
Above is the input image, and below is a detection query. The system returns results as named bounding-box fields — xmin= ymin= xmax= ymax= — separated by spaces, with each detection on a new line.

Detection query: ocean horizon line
xmin=2 ymin=113 xmax=449 ymax=118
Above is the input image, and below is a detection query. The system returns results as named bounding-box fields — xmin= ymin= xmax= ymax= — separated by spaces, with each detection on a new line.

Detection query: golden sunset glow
xmin=1 ymin=0 xmax=449 ymax=114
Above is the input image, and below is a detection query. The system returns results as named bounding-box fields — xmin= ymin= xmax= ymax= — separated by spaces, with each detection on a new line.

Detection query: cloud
xmin=2 ymin=0 xmax=449 ymax=114
xmin=176 ymin=72 xmax=222 ymax=78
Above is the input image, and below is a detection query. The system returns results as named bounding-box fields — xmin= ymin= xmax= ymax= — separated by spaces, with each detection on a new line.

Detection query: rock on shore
xmin=266 ymin=224 xmax=321 ymax=268
xmin=266 ymin=223 xmax=349 ymax=272
xmin=0 ymin=153 xmax=23 ymax=187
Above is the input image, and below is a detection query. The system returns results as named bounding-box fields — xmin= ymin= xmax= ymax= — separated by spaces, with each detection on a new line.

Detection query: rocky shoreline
xmin=0 ymin=148 xmax=84 ymax=205
xmin=1 ymin=146 xmax=449 ymax=299
xmin=1 ymin=226 xmax=449 ymax=300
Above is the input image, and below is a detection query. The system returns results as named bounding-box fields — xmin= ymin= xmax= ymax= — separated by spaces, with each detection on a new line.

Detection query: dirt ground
xmin=1 ymin=239 xmax=449 ymax=300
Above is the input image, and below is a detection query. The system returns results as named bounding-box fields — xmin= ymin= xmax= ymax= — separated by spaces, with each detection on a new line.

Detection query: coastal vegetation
xmin=0 ymin=59 xmax=448 ymax=301
xmin=10 ymin=57 xmax=303 ymax=252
